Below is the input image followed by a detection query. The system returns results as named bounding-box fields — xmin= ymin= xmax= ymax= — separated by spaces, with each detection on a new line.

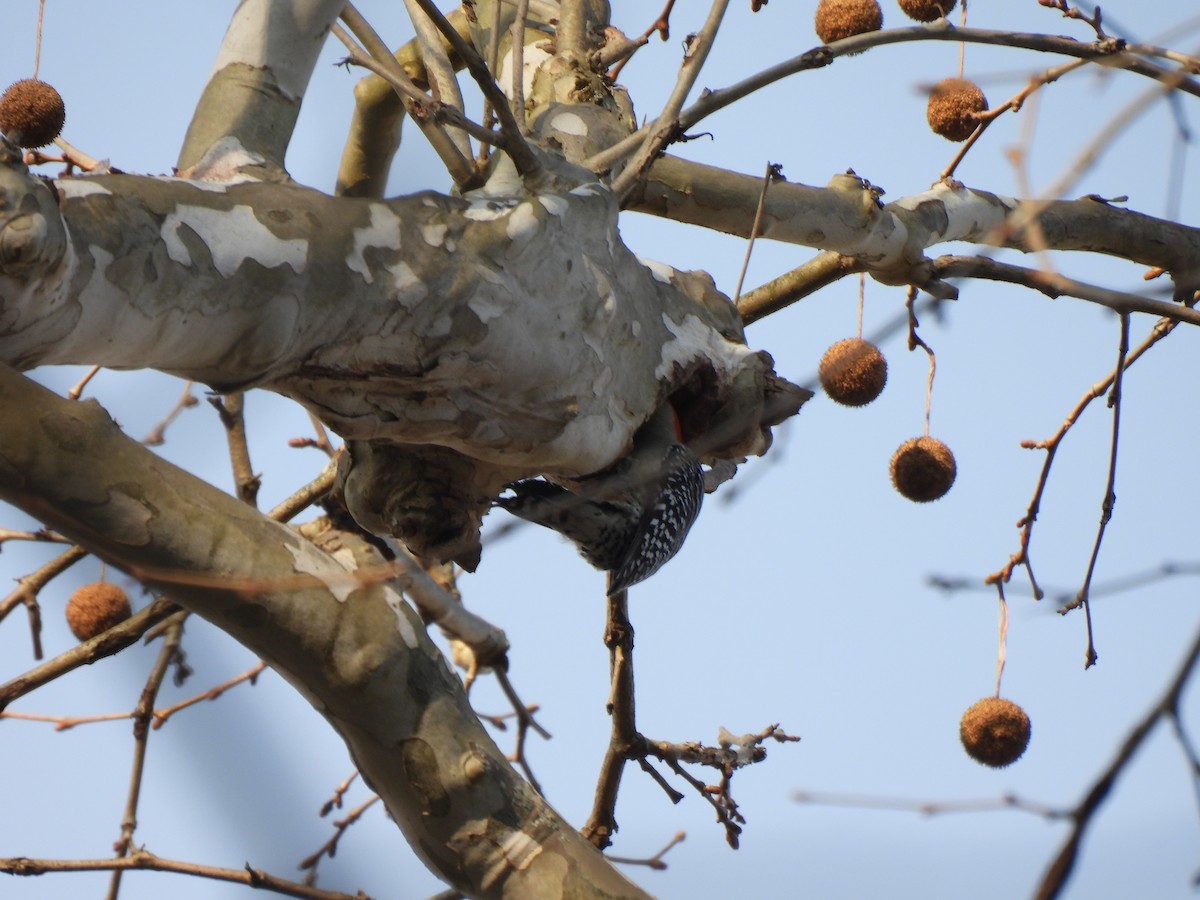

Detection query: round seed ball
xmin=926 ymin=77 xmax=987 ymax=142
xmin=890 ymin=436 xmax=956 ymax=502
xmin=0 ymin=79 xmax=66 ymax=148
xmin=960 ymin=697 xmax=1031 ymax=767
xmin=815 ymin=0 xmax=883 ymax=44
xmin=65 ymin=583 xmax=132 ymax=642
xmin=898 ymin=0 xmax=957 ymax=22
xmin=819 ymin=338 xmax=888 ymax=406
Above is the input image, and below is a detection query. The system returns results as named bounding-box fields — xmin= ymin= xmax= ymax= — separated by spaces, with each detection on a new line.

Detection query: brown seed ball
xmin=890 ymin=436 xmax=956 ymax=502
xmin=926 ymin=77 xmax=987 ymax=142
xmin=0 ymin=79 xmax=66 ymax=148
xmin=65 ymin=583 xmax=132 ymax=642
xmin=960 ymin=697 xmax=1031 ymax=768
xmin=815 ymin=0 xmax=883 ymax=44
xmin=898 ymin=0 xmax=957 ymax=22
xmin=819 ymin=338 xmax=888 ymax=407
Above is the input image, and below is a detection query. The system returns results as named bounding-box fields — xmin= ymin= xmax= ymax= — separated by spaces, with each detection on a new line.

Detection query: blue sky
xmin=2 ymin=2 xmax=1199 ymax=899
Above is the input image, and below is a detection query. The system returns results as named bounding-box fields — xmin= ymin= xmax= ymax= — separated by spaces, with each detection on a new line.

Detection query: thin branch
xmin=582 ymin=588 xmax=637 ymax=850
xmin=336 ymin=5 xmax=479 ymax=189
xmin=107 ymin=618 xmax=185 ymax=900
xmin=298 ymin=795 xmax=381 ymax=886
xmin=141 ymin=380 xmax=199 ymax=446
xmin=986 ymin=316 xmax=1178 ymax=598
xmin=0 ymin=543 xmax=89 ymax=659
xmin=408 ymin=0 xmax=542 ymax=177
xmin=793 ymin=789 xmax=1068 ymax=820
xmin=151 ymin=661 xmax=267 ymax=729
xmin=0 ymin=598 xmax=180 ymax=713
xmin=587 ymin=25 xmax=1200 ymax=174
xmin=606 ymin=830 xmax=686 ymax=871
xmin=507 ymin=0 xmax=533 ymax=136
xmin=401 ymin=0 xmax=473 ymax=162
xmin=267 ymin=460 xmax=338 ymax=523
xmin=1057 ymin=314 xmax=1129 ymax=670
xmin=610 ymin=0 xmax=731 ymax=198
xmin=0 ymin=851 xmax=372 ymax=900
xmin=931 ymin=256 xmax=1200 ymax=327
xmin=1035 ymin=619 xmax=1200 ymax=900
xmin=209 ymin=392 xmax=260 ymax=507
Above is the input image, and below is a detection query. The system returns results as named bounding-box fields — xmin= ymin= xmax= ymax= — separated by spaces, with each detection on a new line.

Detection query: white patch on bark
xmin=636 ymin=256 xmax=675 ymax=284
xmin=347 ymin=204 xmax=403 ymax=284
xmin=657 ymin=311 xmax=747 ymax=382
xmin=496 ymin=44 xmax=553 ymax=102
xmin=505 ymin=202 xmax=540 ymax=246
xmin=548 ymin=111 xmax=588 ymax=137
xmin=384 ymin=587 xmax=420 ymax=649
xmin=386 ymin=260 xmax=428 ymax=307
xmin=284 ymin=542 xmax=357 ymax=603
xmin=421 ymin=222 xmax=448 ymax=248
xmin=464 ymin=197 xmax=518 ymax=222
xmin=183 ymin=137 xmax=268 ymax=183
xmin=568 ymin=183 xmax=607 ymax=199
xmin=536 ymin=194 xmax=568 ymax=218
xmin=161 ymin=204 xmax=308 ymax=277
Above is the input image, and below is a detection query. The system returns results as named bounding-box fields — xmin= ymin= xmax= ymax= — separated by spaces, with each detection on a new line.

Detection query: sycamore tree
xmin=2 ymin=2 xmax=1199 ymax=899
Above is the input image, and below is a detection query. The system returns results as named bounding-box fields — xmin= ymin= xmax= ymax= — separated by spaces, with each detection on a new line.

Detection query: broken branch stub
xmin=0 ymin=145 xmax=805 ymax=567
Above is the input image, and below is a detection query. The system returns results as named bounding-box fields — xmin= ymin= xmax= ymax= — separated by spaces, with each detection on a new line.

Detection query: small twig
xmin=0 ymin=598 xmax=180 ymax=713
xmin=107 ymin=619 xmax=185 ymax=900
xmin=0 ymin=543 xmax=90 ymax=660
xmin=606 ymin=830 xmax=686 ymax=870
xmin=66 ymin=366 xmax=102 ymax=400
xmin=986 ymin=316 xmax=1178 ymax=598
xmin=141 ymin=381 xmax=199 ymax=446
xmin=409 ymin=0 xmax=542 ymax=178
xmin=401 ymin=0 xmax=473 ymax=161
xmin=492 ymin=667 xmax=551 ymax=795
xmin=793 ymin=789 xmax=1068 ymax=820
xmin=208 ymin=392 xmax=260 ymax=508
xmin=319 ymin=771 xmax=361 ymax=817
xmin=298 ymin=795 xmax=381 ymax=885
xmin=0 ymin=850 xmax=371 ymax=900
xmin=151 ymin=661 xmax=267 ymax=729
xmin=931 ymin=256 xmax=1200 ymax=328
xmin=582 ymin=588 xmax=637 ymax=850
xmin=267 ymin=460 xmax=338 ymax=524
xmin=610 ymin=0 xmax=731 ymax=199
xmin=337 ymin=5 xmax=479 ymax=190
xmin=606 ymin=0 xmax=675 ymax=83
xmin=1058 ymin=314 xmax=1129 ymax=669
xmin=507 ymin=0 xmax=531 ymax=135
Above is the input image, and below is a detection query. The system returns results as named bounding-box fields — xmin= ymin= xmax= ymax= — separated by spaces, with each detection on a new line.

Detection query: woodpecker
xmin=496 ymin=404 xmax=704 ymax=595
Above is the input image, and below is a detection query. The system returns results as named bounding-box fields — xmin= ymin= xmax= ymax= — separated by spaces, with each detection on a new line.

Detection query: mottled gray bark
xmin=0 ymin=365 xmax=651 ymax=900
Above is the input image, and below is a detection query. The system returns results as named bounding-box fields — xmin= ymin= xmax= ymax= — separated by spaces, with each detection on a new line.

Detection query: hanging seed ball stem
xmin=890 ymin=436 xmax=956 ymax=502
xmin=926 ymin=77 xmax=987 ymax=142
xmin=815 ymin=0 xmax=883 ymax=44
xmin=960 ymin=697 xmax=1031 ymax=768
xmin=0 ymin=79 xmax=65 ymax=148
xmin=819 ymin=338 xmax=888 ymax=407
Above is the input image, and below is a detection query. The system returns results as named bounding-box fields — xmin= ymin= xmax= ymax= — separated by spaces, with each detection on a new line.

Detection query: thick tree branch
xmin=0 ymin=365 xmax=650 ymax=900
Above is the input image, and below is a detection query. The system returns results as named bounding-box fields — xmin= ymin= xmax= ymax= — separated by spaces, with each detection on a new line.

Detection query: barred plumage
xmin=496 ymin=406 xmax=704 ymax=595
